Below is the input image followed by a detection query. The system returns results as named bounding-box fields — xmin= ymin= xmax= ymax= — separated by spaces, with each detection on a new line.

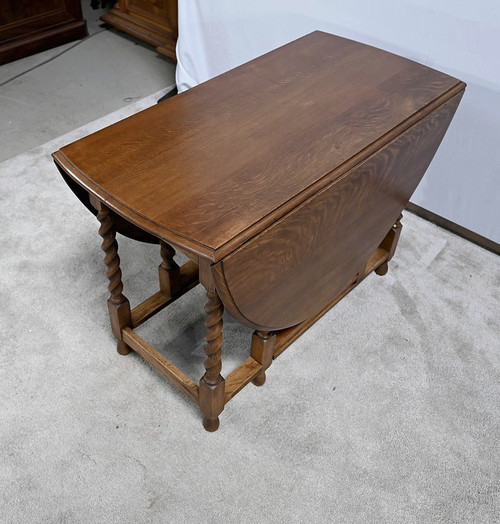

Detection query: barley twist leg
xmin=199 ymin=290 xmax=225 ymax=432
xmin=96 ymin=204 xmax=131 ymax=355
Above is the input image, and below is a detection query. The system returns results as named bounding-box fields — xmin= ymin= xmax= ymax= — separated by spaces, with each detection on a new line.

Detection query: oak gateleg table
xmin=53 ymin=31 xmax=465 ymax=431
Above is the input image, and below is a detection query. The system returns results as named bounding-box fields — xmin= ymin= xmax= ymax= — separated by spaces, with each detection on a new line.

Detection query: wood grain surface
xmin=214 ymin=92 xmax=463 ymax=330
xmin=53 ymin=31 xmax=464 ymax=261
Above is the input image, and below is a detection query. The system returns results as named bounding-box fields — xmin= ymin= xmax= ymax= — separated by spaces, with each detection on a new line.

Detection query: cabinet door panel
xmin=126 ymin=0 xmax=177 ymax=31
xmin=0 ymin=0 xmax=87 ymax=64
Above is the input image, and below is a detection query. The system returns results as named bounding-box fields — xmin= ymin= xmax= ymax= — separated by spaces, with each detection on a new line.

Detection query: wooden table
xmin=53 ymin=31 xmax=465 ymax=431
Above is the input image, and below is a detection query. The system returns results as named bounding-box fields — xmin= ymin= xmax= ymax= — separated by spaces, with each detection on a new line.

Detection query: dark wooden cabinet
xmin=101 ymin=0 xmax=177 ymax=61
xmin=0 ymin=0 xmax=87 ymax=65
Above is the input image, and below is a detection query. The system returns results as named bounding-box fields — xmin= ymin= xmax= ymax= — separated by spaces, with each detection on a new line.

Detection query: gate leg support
xmin=251 ymin=331 xmax=276 ymax=386
xmin=376 ymin=213 xmax=403 ymax=276
xmin=199 ymin=290 xmax=225 ymax=432
xmin=158 ymin=240 xmax=181 ymax=296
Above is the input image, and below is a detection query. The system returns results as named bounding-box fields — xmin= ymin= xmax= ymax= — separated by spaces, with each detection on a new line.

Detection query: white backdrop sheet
xmin=176 ymin=0 xmax=500 ymax=243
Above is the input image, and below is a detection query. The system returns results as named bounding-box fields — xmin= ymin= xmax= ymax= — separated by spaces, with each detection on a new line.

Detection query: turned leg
xmin=158 ymin=240 xmax=181 ymax=296
xmin=251 ymin=331 xmax=276 ymax=386
xmin=96 ymin=203 xmax=132 ymax=355
xmin=376 ymin=213 xmax=403 ymax=276
xmin=199 ymin=291 xmax=225 ymax=432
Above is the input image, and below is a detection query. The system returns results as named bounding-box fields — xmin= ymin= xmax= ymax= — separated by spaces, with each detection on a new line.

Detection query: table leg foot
xmin=252 ymin=371 xmax=266 ymax=386
xmin=203 ymin=416 xmax=220 ymax=432
xmin=117 ymin=340 xmax=131 ymax=355
xmin=375 ymin=261 xmax=389 ymax=276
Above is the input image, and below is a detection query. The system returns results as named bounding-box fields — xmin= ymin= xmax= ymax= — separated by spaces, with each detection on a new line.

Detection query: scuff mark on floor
xmin=419 ymin=238 xmax=448 ymax=269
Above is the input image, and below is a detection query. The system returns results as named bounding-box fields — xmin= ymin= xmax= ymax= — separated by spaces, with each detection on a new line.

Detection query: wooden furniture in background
xmin=53 ymin=32 xmax=465 ymax=431
xmin=0 ymin=0 xmax=87 ymax=65
xmin=101 ymin=0 xmax=177 ymax=61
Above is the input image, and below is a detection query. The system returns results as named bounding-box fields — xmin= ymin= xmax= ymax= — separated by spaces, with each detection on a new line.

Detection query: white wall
xmin=176 ymin=0 xmax=500 ymax=243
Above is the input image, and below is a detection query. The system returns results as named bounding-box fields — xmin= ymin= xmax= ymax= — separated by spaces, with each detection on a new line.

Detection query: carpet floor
xmin=1 ymin=92 xmax=499 ymax=523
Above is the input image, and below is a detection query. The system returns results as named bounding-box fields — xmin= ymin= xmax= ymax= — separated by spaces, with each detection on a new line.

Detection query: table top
xmin=53 ymin=31 xmax=464 ymax=261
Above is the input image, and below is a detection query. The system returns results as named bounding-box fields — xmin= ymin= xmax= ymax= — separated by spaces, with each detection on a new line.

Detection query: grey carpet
xmin=1 ymin=94 xmax=499 ymax=523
